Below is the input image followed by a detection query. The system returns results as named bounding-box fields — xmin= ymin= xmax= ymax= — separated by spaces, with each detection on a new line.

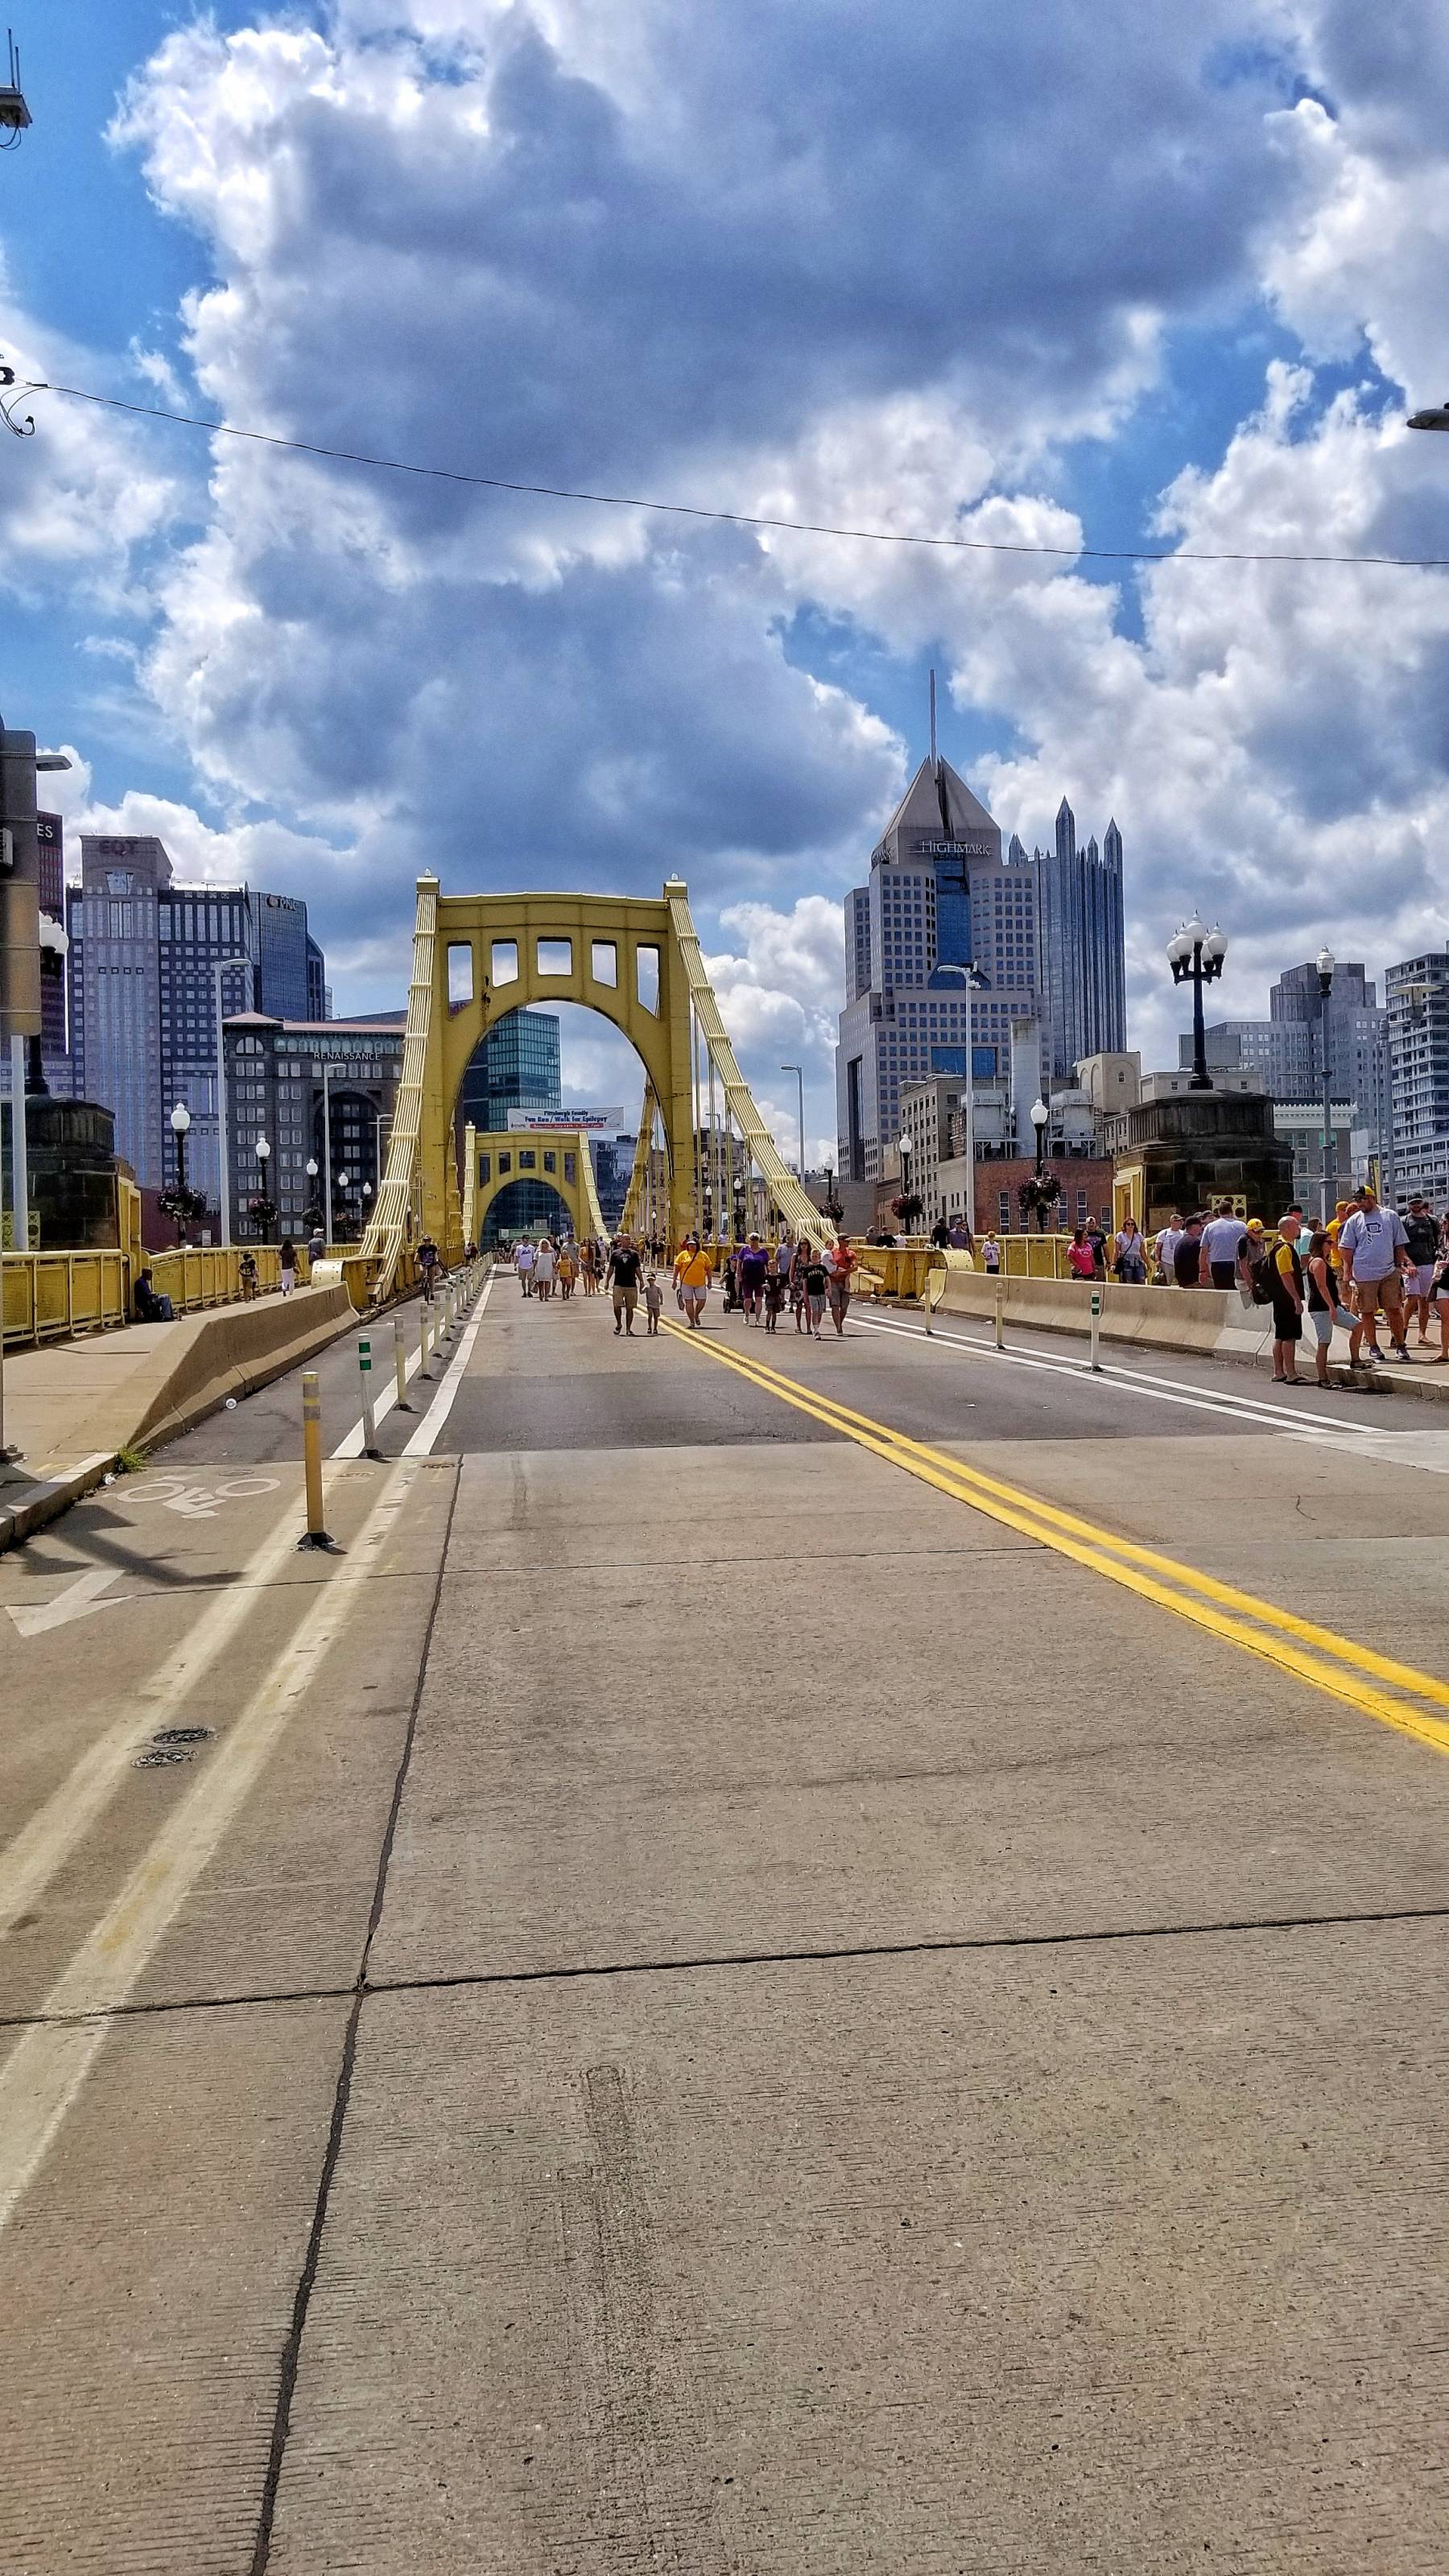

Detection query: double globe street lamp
xmin=1167 ymin=915 xmax=1228 ymax=1091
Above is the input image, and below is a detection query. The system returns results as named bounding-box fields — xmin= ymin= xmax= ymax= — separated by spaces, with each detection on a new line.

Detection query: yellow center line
xmin=662 ymin=1320 xmax=1449 ymax=1760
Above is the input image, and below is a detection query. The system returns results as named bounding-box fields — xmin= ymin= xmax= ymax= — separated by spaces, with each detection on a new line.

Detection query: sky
xmin=3 ymin=0 xmax=1449 ymax=1159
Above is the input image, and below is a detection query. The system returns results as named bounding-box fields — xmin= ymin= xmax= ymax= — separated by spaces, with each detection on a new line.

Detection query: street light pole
xmin=213 ymin=952 xmax=254 ymax=1248
xmin=1316 ymin=945 xmax=1335 ymax=1224
xmin=254 ymin=1133 xmax=272 ymax=1242
xmin=1030 ymin=1095 xmax=1048 ymax=1178
xmin=1166 ymin=916 xmax=1228 ymax=1091
xmin=169 ymin=1100 xmax=192 ymax=1245
xmin=897 ymin=1131 xmax=914 ymax=1228
xmin=781 ymin=1063 xmax=805 ymax=1179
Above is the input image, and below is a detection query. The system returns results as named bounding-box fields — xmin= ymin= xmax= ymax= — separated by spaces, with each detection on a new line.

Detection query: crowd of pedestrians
xmin=1146 ymin=1184 xmax=1449 ymax=1380
xmin=502 ymin=1223 xmax=862 ymax=1346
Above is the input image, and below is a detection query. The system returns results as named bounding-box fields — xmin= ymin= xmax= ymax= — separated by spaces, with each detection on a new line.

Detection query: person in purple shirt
xmin=737 ymin=1232 xmax=770 ymax=1325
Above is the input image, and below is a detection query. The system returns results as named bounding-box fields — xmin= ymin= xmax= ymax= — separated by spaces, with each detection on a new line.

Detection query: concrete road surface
xmin=3 ymin=1271 xmax=1447 ymax=2572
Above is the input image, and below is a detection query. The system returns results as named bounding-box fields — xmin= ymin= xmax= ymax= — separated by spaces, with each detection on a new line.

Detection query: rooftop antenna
xmin=0 ymin=30 xmax=31 ymax=148
xmin=928 ymin=667 xmax=938 ymax=773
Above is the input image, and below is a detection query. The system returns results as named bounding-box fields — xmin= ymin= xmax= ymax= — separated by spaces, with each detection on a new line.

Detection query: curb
xmin=0 ymin=1452 xmax=118 ymax=1554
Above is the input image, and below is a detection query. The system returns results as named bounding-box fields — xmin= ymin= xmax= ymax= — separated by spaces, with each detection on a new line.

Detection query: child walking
xmin=644 ymin=1268 xmax=664 ymax=1335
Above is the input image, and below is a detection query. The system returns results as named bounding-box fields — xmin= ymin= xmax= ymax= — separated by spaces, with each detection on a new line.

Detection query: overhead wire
xmin=8 ymin=370 xmax=1449 ymax=574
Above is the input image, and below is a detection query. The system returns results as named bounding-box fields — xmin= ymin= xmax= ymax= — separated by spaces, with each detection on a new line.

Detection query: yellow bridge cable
xmin=358 ymin=874 xmax=437 ymax=1300
xmin=666 ymin=888 xmax=832 ymax=1247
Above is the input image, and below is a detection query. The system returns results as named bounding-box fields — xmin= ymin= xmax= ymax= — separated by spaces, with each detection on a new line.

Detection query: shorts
xmin=1308 ymin=1307 xmax=1354 ymax=1345
xmin=1269 ymin=1302 xmax=1302 ymax=1343
xmin=682 ymin=1279 xmax=708 ymax=1303
xmin=807 ymin=1294 xmax=826 ymax=1322
xmin=612 ymin=1283 xmax=638 ymax=1315
xmin=1412 ymin=1264 xmax=1436 ymax=1298
xmin=828 ymin=1279 xmax=850 ymax=1310
xmin=1353 ymin=1274 xmax=1405 ymax=1318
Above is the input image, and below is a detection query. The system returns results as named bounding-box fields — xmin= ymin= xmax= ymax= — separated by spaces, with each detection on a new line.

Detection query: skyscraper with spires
xmin=1013 ymin=799 xmax=1126 ymax=1082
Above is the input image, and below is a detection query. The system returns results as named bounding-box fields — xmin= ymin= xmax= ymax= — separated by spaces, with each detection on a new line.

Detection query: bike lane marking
xmin=0 ymin=1459 xmax=423 ymax=2234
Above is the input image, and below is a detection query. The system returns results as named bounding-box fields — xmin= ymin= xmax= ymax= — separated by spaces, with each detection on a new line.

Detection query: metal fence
xmin=2 ymin=1245 xmax=285 ymax=1347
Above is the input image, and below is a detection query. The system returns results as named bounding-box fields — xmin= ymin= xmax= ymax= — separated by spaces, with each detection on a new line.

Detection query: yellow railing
xmin=2 ymin=1245 xmax=288 ymax=1347
xmin=855 ymin=1232 xmax=1085 ymax=1298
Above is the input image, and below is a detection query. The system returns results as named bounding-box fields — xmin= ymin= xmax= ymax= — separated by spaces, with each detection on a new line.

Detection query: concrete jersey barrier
xmin=51 ymin=1281 xmax=357 ymax=1462
xmin=929 ymin=1258 xmax=1278 ymax=1364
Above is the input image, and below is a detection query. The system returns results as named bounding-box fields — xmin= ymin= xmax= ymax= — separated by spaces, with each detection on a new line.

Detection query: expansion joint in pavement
xmin=5 ymin=1900 xmax=1447 ymax=2039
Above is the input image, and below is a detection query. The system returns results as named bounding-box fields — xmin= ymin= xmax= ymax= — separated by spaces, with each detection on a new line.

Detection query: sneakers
xmin=1391 ymin=1343 xmax=1413 ymax=1363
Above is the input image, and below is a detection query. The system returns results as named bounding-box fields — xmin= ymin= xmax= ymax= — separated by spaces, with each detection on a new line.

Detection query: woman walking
xmin=790 ymin=1238 xmax=811 ymax=1332
xmin=1067 ymin=1226 xmax=1096 ymax=1280
xmin=674 ymin=1234 xmax=712 ymax=1329
xmin=533 ymin=1236 xmax=556 ymax=1302
xmin=825 ymin=1233 xmax=857 ymax=1336
xmin=279 ymin=1238 xmax=297 ymax=1297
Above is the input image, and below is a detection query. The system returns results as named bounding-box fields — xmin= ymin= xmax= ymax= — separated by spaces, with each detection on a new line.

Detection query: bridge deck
xmin=3 ymin=1278 xmax=1448 ymax=2570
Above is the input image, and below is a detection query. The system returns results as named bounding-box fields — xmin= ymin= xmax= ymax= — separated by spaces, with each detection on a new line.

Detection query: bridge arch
xmin=361 ymin=876 xmax=831 ymax=1297
xmin=464 ymin=1126 xmax=609 ymax=1250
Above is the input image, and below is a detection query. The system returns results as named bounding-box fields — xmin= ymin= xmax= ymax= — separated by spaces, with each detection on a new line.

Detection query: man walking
xmin=1171 ymin=1214 xmax=1205 ymax=1286
xmin=514 ymin=1237 xmax=535 ymax=1298
xmin=606 ymin=1233 xmax=644 ymax=1336
xmin=1338 ymin=1184 xmax=1412 ymax=1364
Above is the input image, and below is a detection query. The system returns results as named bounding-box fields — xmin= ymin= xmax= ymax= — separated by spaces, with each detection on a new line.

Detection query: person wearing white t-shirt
xmin=1154 ymin=1214 xmax=1184 ymax=1284
xmin=1338 ymin=1187 xmax=1411 ymax=1364
xmin=514 ymin=1240 xmax=535 ymax=1298
xmin=1200 ymin=1200 xmax=1251 ymax=1291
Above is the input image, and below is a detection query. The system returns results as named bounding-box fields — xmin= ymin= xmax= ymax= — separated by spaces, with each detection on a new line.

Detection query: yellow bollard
xmin=298 ymin=1368 xmax=333 ymax=1550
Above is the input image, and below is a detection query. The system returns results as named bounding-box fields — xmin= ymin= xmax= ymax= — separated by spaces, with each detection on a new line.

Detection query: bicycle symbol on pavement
xmin=122 ymin=1472 xmax=282 ymax=1520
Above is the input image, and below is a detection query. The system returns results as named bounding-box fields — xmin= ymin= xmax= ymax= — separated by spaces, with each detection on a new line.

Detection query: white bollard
xmin=419 ymin=1306 xmax=432 ymax=1378
xmin=394 ymin=1311 xmax=412 ymax=1411
xmin=1089 ymin=1285 xmax=1102 ymax=1373
xmin=993 ymin=1278 xmax=1005 ymax=1350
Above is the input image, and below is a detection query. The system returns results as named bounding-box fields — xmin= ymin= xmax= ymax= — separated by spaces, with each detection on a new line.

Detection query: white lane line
xmin=332 ymin=1277 xmax=487 ymax=1456
xmin=0 ymin=1498 xmax=322 ymax=1942
xmin=852 ymin=1311 xmax=1391 ymax=1442
xmin=0 ymin=1459 xmax=423 ymax=2236
xmin=401 ymin=1270 xmax=494 ymax=1457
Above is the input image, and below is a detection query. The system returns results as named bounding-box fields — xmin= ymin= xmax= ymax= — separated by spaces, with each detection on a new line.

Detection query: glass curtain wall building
xmin=456 ymin=1006 xmax=566 ymax=1240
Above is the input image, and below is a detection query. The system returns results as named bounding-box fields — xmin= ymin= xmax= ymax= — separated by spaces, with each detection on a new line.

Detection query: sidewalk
xmin=0 ymin=1282 xmax=355 ymax=1546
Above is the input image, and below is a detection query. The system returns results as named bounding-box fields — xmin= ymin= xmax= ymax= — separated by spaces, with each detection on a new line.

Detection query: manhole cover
xmin=152 ymin=1726 xmax=213 ymax=1746
xmin=134 ymin=1746 xmax=195 ymax=1768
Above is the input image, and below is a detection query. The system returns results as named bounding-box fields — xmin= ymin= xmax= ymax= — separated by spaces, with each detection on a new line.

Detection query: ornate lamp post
xmin=1030 ymin=1095 xmax=1049 ymax=1177
xmin=1167 ymin=916 xmax=1227 ymax=1091
xmin=1316 ymin=945 xmax=1335 ymax=1222
xmin=896 ymin=1131 xmax=915 ymax=1230
xmin=336 ymin=1169 xmax=351 ymax=1241
xmin=169 ymin=1101 xmax=192 ymax=1244
xmin=253 ymin=1133 xmax=273 ymax=1242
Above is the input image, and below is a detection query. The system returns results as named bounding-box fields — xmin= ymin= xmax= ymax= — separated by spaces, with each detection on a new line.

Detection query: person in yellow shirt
xmin=673 ymin=1233 xmax=712 ymax=1328
xmin=1269 ymin=1212 xmax=1305 ymax=1385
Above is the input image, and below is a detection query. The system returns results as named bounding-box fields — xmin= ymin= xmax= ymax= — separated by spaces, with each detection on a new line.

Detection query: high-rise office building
xmin=224 ymin=1011 xmax=405 ymax=1241
xmin=306 ymin=934 xmax=328 ymax=1022
xmin=35 ymin=811 xmax=67 ymax=1074
xmin=1386 ymin=951 xmax=1449 ymax=1199
xmin=457 ymin=1008 xmax=561 ymax=1132
xmin=1191 ymin=960 xmax=1390 ymax=1179
xmin=456 ymin=1006 xmax=563 ymax=1236
xmin=1022 ymin=800 xmax=1126 ymax=1082
xmin=836 ymin=753 xmax=1038 ymax=1189
xmin=65 ymin=834 xmax=327 ymax=1202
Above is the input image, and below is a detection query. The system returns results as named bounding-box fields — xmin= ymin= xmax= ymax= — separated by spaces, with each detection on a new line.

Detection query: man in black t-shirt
xmin=606 ymin=1236 xmax=643 ymax=1335
xmin=1403 ymin=1195 xmax=1441 ymax=1345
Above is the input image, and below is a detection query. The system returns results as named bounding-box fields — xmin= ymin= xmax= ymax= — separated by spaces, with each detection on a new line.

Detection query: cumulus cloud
xmin=5 ymin=0 xmax=1449 ymax=1135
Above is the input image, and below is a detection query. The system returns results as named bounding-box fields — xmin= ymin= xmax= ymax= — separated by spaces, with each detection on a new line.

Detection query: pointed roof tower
xmin=877 ymin=757 xmax=1001 ymax=863
xmin=1055 ymin=797 xmax=1076 ymax=865
xmin=1103 ymin=819 xmax=1123 ymax=872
